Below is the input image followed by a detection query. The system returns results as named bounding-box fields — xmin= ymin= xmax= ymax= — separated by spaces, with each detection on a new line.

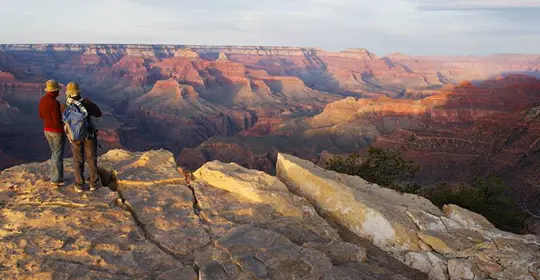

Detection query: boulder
xmin=443 ymin=205 xmax=494 ymax=230
xmin=194 ymin=161 xmax=323 ymax=218
xmin=276 ymin=153 xmax=442 ymax=254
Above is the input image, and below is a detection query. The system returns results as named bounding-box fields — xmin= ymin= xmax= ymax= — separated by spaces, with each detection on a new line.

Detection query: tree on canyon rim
xmin=325 ymin=147 xmax=419 ymax=188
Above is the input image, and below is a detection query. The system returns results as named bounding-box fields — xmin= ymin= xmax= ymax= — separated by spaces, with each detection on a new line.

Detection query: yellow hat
xmin=66 ymin=82 xmax=81 ymax=97
xmin=44 ymin=79 xmax=61 ymax=92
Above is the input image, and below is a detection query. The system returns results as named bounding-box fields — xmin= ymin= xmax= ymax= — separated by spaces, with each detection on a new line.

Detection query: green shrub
xmin=325 ymin=148 xmax=529 ymax=233
xmin=420 ymin=178 xmax=528 ymax=233
xmin=325 ymin=147 xmax=419 ymax=187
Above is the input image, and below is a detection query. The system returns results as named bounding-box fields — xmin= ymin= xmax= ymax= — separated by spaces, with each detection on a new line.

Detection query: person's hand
xmin=66 ymin=97 xmax=75 ymax=105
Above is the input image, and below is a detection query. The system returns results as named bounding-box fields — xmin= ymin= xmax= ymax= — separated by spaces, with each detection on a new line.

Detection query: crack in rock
xmin=183 ymin=172 xmax=214 ymax=241
xmin=116 ymin=189 xmax=186 ymax=264
xmin=186 ymin=181 xmax=214 ymax=278
xmin=98 ymin=168 xmax=187 ymax=266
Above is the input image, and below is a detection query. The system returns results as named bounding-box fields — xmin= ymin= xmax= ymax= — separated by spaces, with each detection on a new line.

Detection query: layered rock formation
xmin=1 ymin=149 xmax=538 ymax=279
xmin=1 ymin=44 xmax=540 ymax=219
xmin=180 ymin=75 xmax=540 ymax=212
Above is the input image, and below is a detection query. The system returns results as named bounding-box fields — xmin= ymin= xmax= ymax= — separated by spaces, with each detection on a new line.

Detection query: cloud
xmin=415 ymin=0 xmax=540 ymax=10
xmin=0 ymin=0 xmax=538 ymax=55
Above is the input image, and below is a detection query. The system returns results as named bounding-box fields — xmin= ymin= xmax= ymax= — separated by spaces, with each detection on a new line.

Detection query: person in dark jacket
xmin=64 ymin=82 xmax=102 ymax=193
xmin=38 ymin=80 xmax=65 ymax=186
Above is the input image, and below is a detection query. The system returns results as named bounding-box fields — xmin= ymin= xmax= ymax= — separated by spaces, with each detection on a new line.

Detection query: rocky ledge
xmin=0 ymin=149 xmax=538 ymax=280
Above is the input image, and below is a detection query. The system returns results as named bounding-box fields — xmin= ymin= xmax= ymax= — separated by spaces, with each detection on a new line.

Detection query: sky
xmin=0 ymin=0 xmax=538 ymax=55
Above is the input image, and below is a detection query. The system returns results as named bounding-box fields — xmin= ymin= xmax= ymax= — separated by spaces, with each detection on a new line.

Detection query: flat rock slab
xmin=99 ymin=149 xmax=180 ymax=182
xmin=193 ymin=160 xmax=341 ymax=244
xmin=119 ymin=183 xmax=210 ymax=262
xmin=0 ymin=182 xmax=189 ymax=280
xmin=0 ymin=150 xmax=197 ymax=279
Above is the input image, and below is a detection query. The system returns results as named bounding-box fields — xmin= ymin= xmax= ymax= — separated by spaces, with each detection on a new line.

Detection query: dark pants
xmin=44 ymin=131 xmax=65 ymax=183
xmin=71 ymin=138 xmax=99 ymax=187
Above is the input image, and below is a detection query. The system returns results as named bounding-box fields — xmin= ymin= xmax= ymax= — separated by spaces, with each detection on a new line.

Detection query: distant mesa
xmin=386 ymin=52 xmax=411 ymax=59
xmin=174 ymin=49 xmax=200 ymax=59
xmin=152 ymin=78 xmax=182 ymax=90
xmin=458 ymin=80 xmax=474 ymax=87
xmin=125 ymin=47 xmax=157 ymax=58
xmin=217 ymin=52 xmax=229 ymax=61
xmin=82 ymin=48 xmax=98 ymax=55
xmin=338 ymin=48 xmax=379 ymax=60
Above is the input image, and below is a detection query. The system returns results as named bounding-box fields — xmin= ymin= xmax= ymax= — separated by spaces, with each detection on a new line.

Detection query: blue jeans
xmin=44 ymin=131 xmax=65 ymax=183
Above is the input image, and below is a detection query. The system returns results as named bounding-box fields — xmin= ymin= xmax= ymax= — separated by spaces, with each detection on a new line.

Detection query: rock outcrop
xmin=1 ymin=149 xmax=538 ymax=279
xmin=1 ymin=149 xmax=427 ymax=279
xmin=276 ymin=153 xmax=540 ymax=280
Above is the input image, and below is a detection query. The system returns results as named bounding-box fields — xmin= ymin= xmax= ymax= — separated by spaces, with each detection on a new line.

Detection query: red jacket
xmin=38 ymin=92 xmax=64 ymax=133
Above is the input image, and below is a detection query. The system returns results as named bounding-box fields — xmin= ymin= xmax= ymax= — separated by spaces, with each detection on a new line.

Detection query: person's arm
xmin=83 ymin=98 xmax=102 ymax=118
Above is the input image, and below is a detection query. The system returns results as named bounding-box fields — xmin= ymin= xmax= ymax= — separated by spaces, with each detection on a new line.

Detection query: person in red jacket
xmin=38 ymin=80 xmax=65 ymax=186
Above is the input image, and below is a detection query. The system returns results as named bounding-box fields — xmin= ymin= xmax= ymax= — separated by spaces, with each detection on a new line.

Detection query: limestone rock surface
xmin=1 ymin=149 xmax=422 ymax=279
xmin=192 ymin=160 xmax=423 ymax=279
xmin=0 ymin=150 xmax=195 ymax=279
xmin=276 ymin=152 xmax=540 ymax=280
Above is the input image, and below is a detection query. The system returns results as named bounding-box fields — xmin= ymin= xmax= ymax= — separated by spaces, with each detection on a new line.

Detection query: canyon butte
xmin=1 ymin=149 xmax=540 ymax=279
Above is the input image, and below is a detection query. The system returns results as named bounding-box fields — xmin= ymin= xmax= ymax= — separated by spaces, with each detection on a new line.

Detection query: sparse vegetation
xmin=419 ymin=178 xmax=529 ymax=233
xmin=326 ymin=147 xmax=530 ymax=233
xmin=325 ymin=147 xmax=419 ymax=187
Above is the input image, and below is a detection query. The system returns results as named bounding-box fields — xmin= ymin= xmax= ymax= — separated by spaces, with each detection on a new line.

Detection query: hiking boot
xmin=52 ymin=181 xmax=64 ymax=187
xmin=74 ymin=184 xmax=84 ymax=193
xmin=89 ymin=179 xmax=102 ymax=191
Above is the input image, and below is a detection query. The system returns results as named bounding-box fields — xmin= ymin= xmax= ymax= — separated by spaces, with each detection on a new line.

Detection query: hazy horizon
xmin=0 ymin=0 xmax=539 ymax=56
xmin=2 ymin=43 xmax=540 ymax=57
